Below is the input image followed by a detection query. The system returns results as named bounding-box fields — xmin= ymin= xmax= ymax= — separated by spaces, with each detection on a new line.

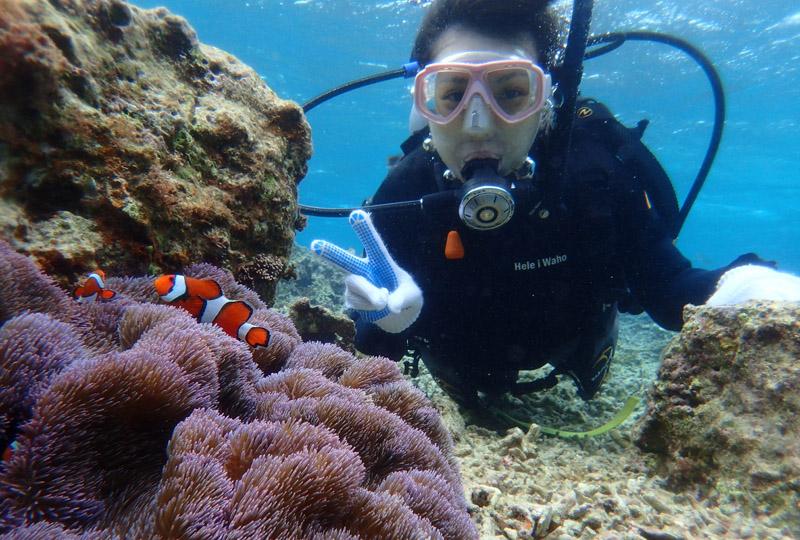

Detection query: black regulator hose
xmin=302 ymin=63 xmax=418 ymax=113
xmin=296 ymin=199 xmax=422 ymax=218
xmin=299 ymin=63 xmax=420 ymax=217
xmin=541 ymin=0 xmax=595 ymax=208
xmin=585 ymin=31 xmax=725 ymax=237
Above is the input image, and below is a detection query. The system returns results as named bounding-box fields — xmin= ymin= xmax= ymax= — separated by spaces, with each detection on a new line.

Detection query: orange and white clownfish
xmin=73 ymin=270 xmax=117 ymax=303
xmin=153 ymin=274 xmax=270 ymax=349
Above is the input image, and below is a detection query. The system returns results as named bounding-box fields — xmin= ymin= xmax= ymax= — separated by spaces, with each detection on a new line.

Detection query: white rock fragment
xmin=454 ymin=444 xmax=472 ymax=457
xmin=503 ymin=527 xmax=518 ymax=540
xmin=499 ymin=427 xmax=525 ymax=449
xmin=581 ymin=511 xmax=604 ymax=531
xmin=626 ymin=477 xmax=641 ymax=494
xmin=641 ymin=492 xmax=672 ymax=515
xmin=561 ymin=518 xmax=583 ymax=536
xmin=522 ymin=422 xmax=541 ymax=454
xmin=566 ymin=503 xmax=591 ymax=520
xmin=553 ymin=490 xmax=578 ymax=518
xmin=576 ymin=482 xmax=600 ymax=501
xmin=627 ymin=503 xmax=643 ymax=518
xmin=508 ymin=447 xmax=527 ymax=461
xmin=531 ymin=506 xmax=553 ymax=538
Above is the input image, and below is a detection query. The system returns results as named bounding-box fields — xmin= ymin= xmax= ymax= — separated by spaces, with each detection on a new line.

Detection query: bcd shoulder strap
xmin=572 ymin=98 xmax=680 ymax=238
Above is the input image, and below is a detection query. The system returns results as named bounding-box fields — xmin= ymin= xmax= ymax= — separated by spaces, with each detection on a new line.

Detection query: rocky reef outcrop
xmin=0 ymin=0 xmax=311 ymax=302
xmin=0 ymin=240 xmax=476 ymax=539
xmin=275 ymin=244 xmax=347 ymax=313
xmin=636 ymin=301 xmax=800 ymax=529
xmin=286 ymin=297 xmax=356 ymax=352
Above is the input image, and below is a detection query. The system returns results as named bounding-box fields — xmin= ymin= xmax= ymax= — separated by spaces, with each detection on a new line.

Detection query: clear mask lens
xmin=485 ymin=67 xmax=535 ymax=116
xmin=420 ymin=65 xmax=538 ymax=122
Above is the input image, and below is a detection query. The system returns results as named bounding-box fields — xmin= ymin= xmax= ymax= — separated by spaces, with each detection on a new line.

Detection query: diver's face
xmin=427 ymin=27 xmax=544 ymax=179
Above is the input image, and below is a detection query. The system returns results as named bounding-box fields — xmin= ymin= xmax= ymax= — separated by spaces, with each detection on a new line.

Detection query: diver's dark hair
xmin=411 ymin=0 xmax=560 ymax=69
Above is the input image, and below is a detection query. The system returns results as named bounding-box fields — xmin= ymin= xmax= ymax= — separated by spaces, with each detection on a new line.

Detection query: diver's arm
xmin=343 ymin=144 xmax=436 ymax=356
xmin=622 ymin=196 xmax=776 ymax=330
xmin=624 ymin=232 xmax=725 ymax=330
xmin=353 ymin=314 xmax=411 ymax=361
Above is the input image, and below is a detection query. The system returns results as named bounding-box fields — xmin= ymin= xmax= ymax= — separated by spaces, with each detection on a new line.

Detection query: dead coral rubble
xmin=0 ymin=0 xmax=311 ymax=302
xmin=636 ymin=301 xmax=800 ymax=529
xmin=0 ymin=241 xmax=477 ymax=539
xmin=287 ymin=297 xmax=356 ymax=353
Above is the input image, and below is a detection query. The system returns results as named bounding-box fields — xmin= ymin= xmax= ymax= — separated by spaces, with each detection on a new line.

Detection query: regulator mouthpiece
xmin=458 ymin=159 xmax=515 ymax=230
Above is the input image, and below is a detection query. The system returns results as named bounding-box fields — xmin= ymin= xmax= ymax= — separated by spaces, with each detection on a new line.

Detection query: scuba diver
xmin=309 ymin=0 xmax=800 ymax=407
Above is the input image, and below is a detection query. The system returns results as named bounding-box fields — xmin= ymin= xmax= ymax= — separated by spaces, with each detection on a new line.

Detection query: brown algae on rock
xmin=0 ymin=0 xmax=311 ymax=302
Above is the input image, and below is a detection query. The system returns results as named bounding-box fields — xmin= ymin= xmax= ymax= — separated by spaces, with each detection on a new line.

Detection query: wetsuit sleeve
xmin=621 ymin=188 xmax=771 ymax=331
xmin=353 ymin=313 xmax=411 ymax=361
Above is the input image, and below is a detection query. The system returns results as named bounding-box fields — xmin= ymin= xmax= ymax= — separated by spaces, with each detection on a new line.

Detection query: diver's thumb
xmin=386 ymin=270 xmax=422 ymax=316
xmin=344 ymin=274 xmax=389 ymax=312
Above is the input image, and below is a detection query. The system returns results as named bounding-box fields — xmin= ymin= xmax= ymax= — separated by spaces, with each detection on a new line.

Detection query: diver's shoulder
xmin=374 ymin=142 xmax=437 ymax=203
xmin=400 ymin=128 xmax=430 ymax=156
xmin=573 ymin=97 xmax=617 ymax=124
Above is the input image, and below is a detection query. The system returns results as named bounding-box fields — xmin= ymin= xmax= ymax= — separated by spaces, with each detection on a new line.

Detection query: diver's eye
xmin=497 ymin=88 xmax=527 ymax=100
xmin=441 ymin=90 xmax=465 ymax=103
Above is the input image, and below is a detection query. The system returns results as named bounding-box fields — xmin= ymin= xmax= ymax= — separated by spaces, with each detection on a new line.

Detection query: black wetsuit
xmin=353 ymin=100 xmax=763 ymax=403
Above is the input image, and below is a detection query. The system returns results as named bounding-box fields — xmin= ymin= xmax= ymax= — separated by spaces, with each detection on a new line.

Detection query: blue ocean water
xmin=137 ymin=0 xmax=800 ymax=273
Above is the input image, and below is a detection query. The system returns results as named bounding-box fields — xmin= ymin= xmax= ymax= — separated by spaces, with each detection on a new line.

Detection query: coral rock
xmin=635 ymin=301 xmax=800 ymax=528
xmin=288 ymin=297 xmax=356 ymax=352
xmin=0 ymin=0 xmax=311 ymax=302
xmin=275 ymin=244 xmax=347 ymax=313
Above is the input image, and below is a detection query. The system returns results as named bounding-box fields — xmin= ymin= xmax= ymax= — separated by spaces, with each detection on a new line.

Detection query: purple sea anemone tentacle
xmin=0 ymin=314 xmax=86 ymax=445
xmin=0 ymin=242 xmax=476 ymax=538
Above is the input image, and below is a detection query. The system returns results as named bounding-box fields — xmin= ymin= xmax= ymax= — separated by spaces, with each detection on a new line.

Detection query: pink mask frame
xmin=414 ymin=59 xmax=552 ymax=125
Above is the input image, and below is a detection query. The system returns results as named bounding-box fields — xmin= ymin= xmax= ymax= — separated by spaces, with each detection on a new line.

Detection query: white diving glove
xmin=310 ymin=210 xmax=423 ymax=333
xmin=706 ymin=264 xmax=800 ymax=306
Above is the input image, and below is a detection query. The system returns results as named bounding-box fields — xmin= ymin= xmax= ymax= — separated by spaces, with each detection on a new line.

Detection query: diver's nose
xmin=462 ymin=94 xmax=494 ymax=134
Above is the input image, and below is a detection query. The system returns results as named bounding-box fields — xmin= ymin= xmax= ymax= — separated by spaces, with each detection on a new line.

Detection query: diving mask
xmin=414 ymin=59 xmax=551 ymax=125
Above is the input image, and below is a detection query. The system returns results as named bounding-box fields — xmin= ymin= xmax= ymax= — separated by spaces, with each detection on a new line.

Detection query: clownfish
xmin=73 ymin=270 xmax=117 ymax=303
xmin=153 ymin=274 xmax=270 ymax=349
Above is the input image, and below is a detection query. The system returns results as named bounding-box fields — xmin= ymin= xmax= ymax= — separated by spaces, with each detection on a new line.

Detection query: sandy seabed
xmin=407 ymin=314 xmax=795 ymax=539
xmin=275 ymin=259 xmax=795 ymax=539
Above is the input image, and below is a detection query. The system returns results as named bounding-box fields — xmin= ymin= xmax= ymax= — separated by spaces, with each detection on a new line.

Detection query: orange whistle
xmin=444 ymin=230 xmax=464 ymax=260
